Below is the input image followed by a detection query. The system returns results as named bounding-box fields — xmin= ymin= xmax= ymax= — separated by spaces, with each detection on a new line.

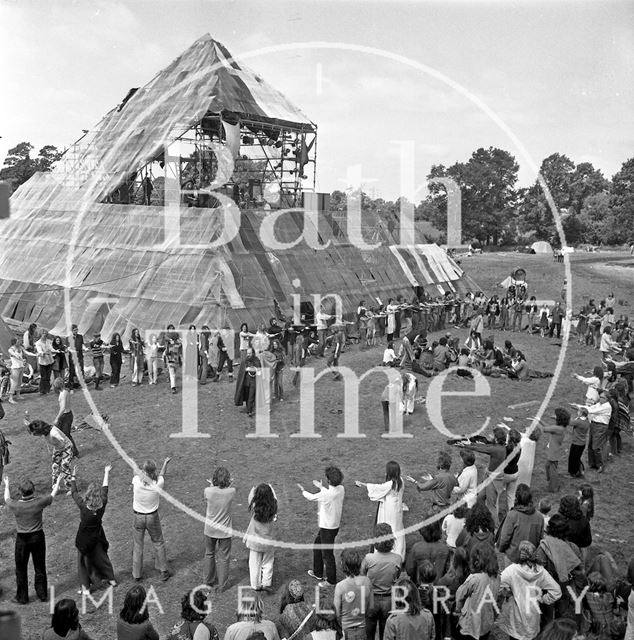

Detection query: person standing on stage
xmin=4 ymin=474 xmax=62 ymax=604
xmin=298 ymin=465 xmax=345 ymax=587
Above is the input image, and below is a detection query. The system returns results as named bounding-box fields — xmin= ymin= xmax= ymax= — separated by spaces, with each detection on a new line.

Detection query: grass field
xmin=1 ymin=251 xmax=633 ymax=638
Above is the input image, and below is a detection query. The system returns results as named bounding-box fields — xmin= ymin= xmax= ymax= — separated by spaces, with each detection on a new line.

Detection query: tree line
xmin=331 ymin=148 xmax=634 ymax=247
xmin=2 ymin=141 xmax=632 ymax=246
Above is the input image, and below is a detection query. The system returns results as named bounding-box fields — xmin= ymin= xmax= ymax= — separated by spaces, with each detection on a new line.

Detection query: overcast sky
xmin=1 ymin=0 xmax=632 ymax=200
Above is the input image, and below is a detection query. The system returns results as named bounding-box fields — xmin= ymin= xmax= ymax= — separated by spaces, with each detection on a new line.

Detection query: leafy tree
xmin=426 ymin=147 xmax=519 ymax=244
xmin=0 ymin=142 xmax=62 ymax=192
xmin=610 ymin=157 xmax=634 ymax=243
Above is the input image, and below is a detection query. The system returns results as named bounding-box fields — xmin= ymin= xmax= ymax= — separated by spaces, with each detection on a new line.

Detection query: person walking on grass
xmin=35 ymin=329 xmax=55 ymax=394
xmin=88 ymin=332 xmax=106 ymax=391
xmin=204 ymin=466 xmax=236 ymax=593
xmin=298 ymin=465 xmax=345 ymax=587
xmin=131 ymin=457 xmax=172 ymax=582
xmin=4 ymin=474 xmax=62 ymax=604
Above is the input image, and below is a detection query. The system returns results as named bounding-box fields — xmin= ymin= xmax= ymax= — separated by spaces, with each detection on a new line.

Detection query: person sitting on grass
xmin=166 ymin=589 xmax=219 ymax=640
xmin=117 ymin=584 xmax=160 ymax=640
xmin=276 ymin=580 xmax=316 ymax=640
xmin=224 ymin=592 xmax=280 ymax=640
xmin=43 ymin=598 xmax=94 ymax=640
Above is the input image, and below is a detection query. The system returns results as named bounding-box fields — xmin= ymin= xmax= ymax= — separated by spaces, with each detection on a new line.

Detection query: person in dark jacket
xmin=497 ymin=483 xmax=544 ymax=564
xmin=234 ymin=347 xmax=261 ymax=417
xmin=405 ymin=518 xmax=450 ymax=585
xmin=455 ymin=502 xmax=497 ymax=556
xmin=109 ymin=333 xmax=124 ymax=387
xmin=71 ymin=464 xmax=116 ymax=592
xmin=558 ymin=494 xmax=592 ymax=549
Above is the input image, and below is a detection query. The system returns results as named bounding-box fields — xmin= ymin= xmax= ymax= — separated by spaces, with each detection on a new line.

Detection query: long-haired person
xmin=28 ymin=419 xmax=75 ymax=491
xmin=204 ymin=466 xmax=236 ymax=592
xmin=162 ymin=324 xmax=182 ymax=394
xmin=244 ymin=483 xmax=278 ymax=592
xmin=167 ymin=589 xmax=219 ymax=640
xmin=129 ymin=328 xmax=145 ymax=386
xmin=53 ymin=377 xmax=79 ymax=457
xmin=7 ymin=337 xmax=27 ymax=403
xmin=224 ymin=591 xmax=280 ymax=640
xmin=117 ymin=584 xmax=159 ymax=640
xmin=109 ymin=332 xmax=124 ymax=387
xmin=454 ymin=546 xmax=500 ymax=640
xmin=131 ymin=457 xmax=172 ymax=582
xmin=384 ymin=576 xmax=435 ymax=640
xmin=234 ymin=346 xmax=261 ymax=417
xmin=43 ymin=598 xmax=94 ymax=640
xmin=355 ymin=460 xmax=406 ymax=560
xmin=71 ymin=464 xmax=116 ymax=593
xmin=239 ymin=322 xmax=254 ymax=361
xmin=51 ymin=335 xmax=68 ymax=380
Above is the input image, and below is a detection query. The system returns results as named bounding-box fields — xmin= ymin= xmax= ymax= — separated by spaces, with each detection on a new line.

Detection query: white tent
xmin=531 ymin=240 xmax=553 ymax=254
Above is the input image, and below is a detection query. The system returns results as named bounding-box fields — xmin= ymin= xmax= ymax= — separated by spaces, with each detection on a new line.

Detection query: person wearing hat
xmin=497 ymin=540 xmax=561 ymax=640
xmin=87 ymin=332 xmax=107 ymax=391
xmin=276 ymin=580 xmax=316 ymax=640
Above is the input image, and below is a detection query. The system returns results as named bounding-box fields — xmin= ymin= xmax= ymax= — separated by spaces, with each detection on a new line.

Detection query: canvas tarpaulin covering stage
xmin=0 ymin=193 xmax=477 ymax=337
xmin=0 ymin=33 xmax=477 ymax=337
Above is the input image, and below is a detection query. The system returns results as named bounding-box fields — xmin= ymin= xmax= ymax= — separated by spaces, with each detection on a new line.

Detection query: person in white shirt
xmin=576 ymin=393 xmax=612 ymax=472
xmin=442 ymin=503 xmax=468 ymax=549
xmin=452 ymin=449 xmax=478 ymax=507
xmin=8 ymin=337 xmax=29 ymax=403
xmin=599 ymin=326 xmax=620 ymax=360
xmin=315 ymin=308 xmax=333 ymax=357
xmin=298 ymin=465 xmax=345 ymax=587
xmin=383 ymin=342 xmax=397 ymax=367
xmin=131 ymin=457 xmax=172 ymax=582
xmin=35 ymin=329 xmax=54 ymax=395
xmin=573 ymin=366 xmax=605 ymax=405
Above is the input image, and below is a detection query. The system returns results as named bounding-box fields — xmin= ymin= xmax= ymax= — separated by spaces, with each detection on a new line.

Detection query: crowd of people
xmin=0 ymin=280 xmax=633 ymax=640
